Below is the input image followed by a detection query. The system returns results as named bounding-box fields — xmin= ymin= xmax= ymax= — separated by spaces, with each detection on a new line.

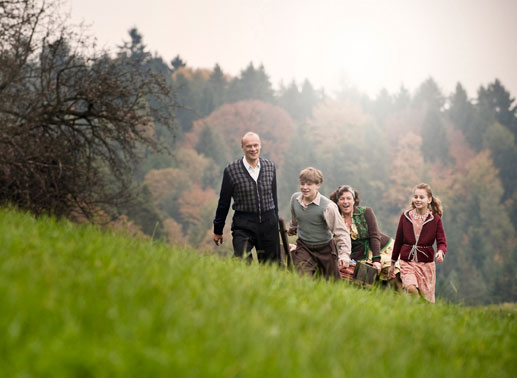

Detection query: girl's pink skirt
xmin=399 ymin=260 xmax=436 ymax=303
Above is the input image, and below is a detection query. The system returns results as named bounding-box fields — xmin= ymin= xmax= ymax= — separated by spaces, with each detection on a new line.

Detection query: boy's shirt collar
xmin=296 ymin=192 xmax=321 ymax=208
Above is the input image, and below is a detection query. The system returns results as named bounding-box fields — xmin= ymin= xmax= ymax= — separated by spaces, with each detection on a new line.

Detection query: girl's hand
xmin=372 ymin=261 xmax=382 ymax=274
xmin=435 ymin=250 xmax=444 ymax=263
xmin=388 ymin=264 xmax=396 ymax=279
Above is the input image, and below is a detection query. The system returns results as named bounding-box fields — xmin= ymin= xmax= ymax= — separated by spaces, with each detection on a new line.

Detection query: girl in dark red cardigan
xmin=388 ymin=183 xmax=447 ymax=302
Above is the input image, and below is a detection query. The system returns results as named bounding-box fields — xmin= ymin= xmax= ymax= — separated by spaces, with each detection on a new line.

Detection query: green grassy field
xmin=0 ymin=208 xmax=515 ymax=377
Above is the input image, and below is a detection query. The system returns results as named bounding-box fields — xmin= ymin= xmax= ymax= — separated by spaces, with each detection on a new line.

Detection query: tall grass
xmin=0 ymin=208 xmax=515 ymax=377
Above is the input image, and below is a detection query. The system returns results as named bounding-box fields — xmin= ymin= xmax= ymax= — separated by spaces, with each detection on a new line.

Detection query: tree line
xmin=142 ymin=32 xmax=516 ymax=305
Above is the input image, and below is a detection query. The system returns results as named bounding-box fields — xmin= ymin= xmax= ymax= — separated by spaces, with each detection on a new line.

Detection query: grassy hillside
xmin=0 ymin=208 xmax=515 ymax=377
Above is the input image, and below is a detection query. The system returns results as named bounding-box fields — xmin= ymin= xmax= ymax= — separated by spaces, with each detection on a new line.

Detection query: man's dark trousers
xmin=231 ymin=210 xmax=280 ymax=263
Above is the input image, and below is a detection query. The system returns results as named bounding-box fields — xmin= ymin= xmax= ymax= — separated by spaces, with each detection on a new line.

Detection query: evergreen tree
xmin=227 ymin=62 xmax=274 ymax=103
xmin=448 ymin=83 xmax=475 ymax=134
xmin=472 ymin=85 xmax=498 ymax=150
xmin=195 ymin=125 xmax=227 ymax=168
xmin=393 ymin=85 xmax=411 ymax=111
xmin=412 ymin=77 xmax=445 ymax=110
xmin=173 ymin=71 xmax=197 ymax=132
xmin=299 ymin=79 xmax=321 ymax=119
xmin=372 ymin=88 xmax=393 ymax=122
xmin=483 ymin=79 xmax=517 ymax=136
xmin=208 ymin=63 xmax=227 ymax=111
xmin=421 ymin=108 xmax=451 ymax=165
xmin=482 ymin=123 xmax=517 ymax=201
xmin=437 ymin=151 xmax=515 ymax=304
xmin=447 ymin=83 xmax=484 ymax=153
xmin=118 ymin=29 xmax=176 ymax=177
xmin=171 ymin=55 xmax=187 ymax=72
xmin=278 ymin=80 xmax=304 ymax=121
xmin=119 ymin=28 xmax=151 ymax=63
xmin=277 ymin=127 xmax=316 ymax=216
xmin=413 ymin=78 xmax=451 ymax=164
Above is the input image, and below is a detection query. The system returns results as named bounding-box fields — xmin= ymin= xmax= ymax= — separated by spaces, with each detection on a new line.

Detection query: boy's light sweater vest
xmin=291 ymin=192 xmax=333 ymax=245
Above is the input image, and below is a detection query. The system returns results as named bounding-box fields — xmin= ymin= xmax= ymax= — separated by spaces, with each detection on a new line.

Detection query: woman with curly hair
xmin=329 ymin=185 xmax=399 ymax=283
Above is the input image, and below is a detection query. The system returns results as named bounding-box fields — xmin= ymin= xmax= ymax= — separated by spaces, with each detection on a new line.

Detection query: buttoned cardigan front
xmin=391 ymin=210 xmax=447 ymax=263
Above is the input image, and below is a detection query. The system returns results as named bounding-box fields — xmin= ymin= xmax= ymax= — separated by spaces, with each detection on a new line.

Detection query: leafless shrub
xmin=0 ymin=0 xmax=177 ymax=219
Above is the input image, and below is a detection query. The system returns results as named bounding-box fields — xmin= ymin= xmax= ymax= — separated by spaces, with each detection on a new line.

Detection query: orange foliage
xmin=163 ymin=217 xmax=187 ymax=246
xmin=144 ymin=168 xmax=190 ymax=204
xmin=381 ymin=109 xmax=424 ymax=143
xmin=385 ymin=132 xmax=426 ymax=210
xmin=172 ymin=66 xmax=212 ymax=81
xmin=108 ymin=215 xmax=147 ymax=239
xmin=185 ymin=100 xmax=297 ymax=167
xmin=178 ymin=185 xmax=217 ymax=226
xmin=196 ymin=228 xmax=218 ymax=251
xmin=447 ymin=129 xmax=476 ymax=172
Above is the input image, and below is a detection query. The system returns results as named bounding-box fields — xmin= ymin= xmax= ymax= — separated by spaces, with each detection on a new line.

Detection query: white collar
xmin=243 ymin=156 xmax=260 ymax=170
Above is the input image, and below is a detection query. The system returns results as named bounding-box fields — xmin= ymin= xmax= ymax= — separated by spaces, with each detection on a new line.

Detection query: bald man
xmin=213 ymin=132 xmax=280 ymax=263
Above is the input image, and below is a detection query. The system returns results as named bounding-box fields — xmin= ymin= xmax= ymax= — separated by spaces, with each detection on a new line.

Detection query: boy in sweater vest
xmin=288 ymin=167 xmax=351 ymax=279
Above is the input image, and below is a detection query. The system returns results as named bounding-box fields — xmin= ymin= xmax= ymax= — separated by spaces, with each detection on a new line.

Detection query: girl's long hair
xmin=411 ymin=183 xmax=443 ymax=216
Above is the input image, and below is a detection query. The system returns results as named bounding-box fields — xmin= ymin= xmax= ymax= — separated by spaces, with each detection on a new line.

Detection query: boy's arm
xmin=324 ymin=202 xmax=351 ymax=262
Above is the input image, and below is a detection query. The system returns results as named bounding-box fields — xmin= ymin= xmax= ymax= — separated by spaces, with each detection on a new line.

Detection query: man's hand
xmin=338 ymin=259 xmax=349 ymax=269
xmin=213 ymin=234 xmax=223 ymax=246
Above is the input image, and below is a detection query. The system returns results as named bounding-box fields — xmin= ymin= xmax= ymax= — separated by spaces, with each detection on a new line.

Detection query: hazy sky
xmin=68 ymin=0 xmax=517 ymax=99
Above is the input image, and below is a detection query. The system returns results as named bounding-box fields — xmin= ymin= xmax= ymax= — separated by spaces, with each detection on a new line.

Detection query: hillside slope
xmin=0 ymin=208 xmax=515 ymax=377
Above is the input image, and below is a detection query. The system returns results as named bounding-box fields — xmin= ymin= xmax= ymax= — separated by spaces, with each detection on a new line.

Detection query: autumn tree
xmin=185 ymin=100 xmax=297 ymax=168
xmin=144 ymin=167 xmax=191 ymax=223
xmin=384 ymin=132 xmax=427 ymax=228
xmin=0 ymin=0 xmax=177 ymax=219
xmin=144 ymin=148 xmax=217 ymax=228
xmin=178 ymin=185 xmax=218 ymax=246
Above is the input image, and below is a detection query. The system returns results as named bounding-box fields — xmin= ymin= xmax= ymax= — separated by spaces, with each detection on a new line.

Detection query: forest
xmin=127 ymin=28 xmax=517 ymax=306
xmin=1 ymin=1 xmax=515 ymax=306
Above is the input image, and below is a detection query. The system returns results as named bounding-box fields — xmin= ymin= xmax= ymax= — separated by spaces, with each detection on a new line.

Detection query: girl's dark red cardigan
xmin=391 ymin=210 xmax=447 ymax=263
